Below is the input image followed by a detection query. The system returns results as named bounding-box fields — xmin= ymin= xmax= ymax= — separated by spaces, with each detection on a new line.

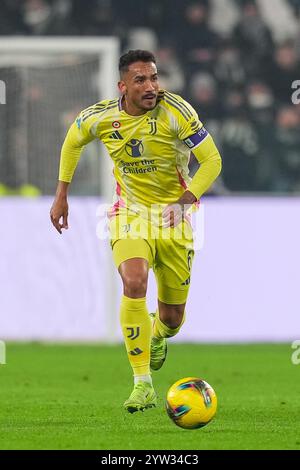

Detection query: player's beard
xmin=139 ymin=95 xmax=157 ymax=111
xmin=124 ymin=93 xmax=157 ymax=114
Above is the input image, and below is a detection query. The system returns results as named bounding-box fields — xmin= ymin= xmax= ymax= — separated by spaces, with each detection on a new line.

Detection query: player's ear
xmin=118 ymin=80 xmax=126 ymax=95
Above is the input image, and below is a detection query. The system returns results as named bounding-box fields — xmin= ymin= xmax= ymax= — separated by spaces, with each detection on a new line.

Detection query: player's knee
xmin=160 ymin=305 xmax=185 ymax=329
xmin=123 ymin=275 xmax=147 ymax=298
xmin=163 ymin=315 xmax=182 ymax=329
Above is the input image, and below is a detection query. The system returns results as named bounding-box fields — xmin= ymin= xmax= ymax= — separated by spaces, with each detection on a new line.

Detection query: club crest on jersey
xmin=125 ymin=139 xmax=144 ymax=158
xmin=112 ymin=121 xmax=121 ymax=128
xmin=147 ymin=117 xmax=157 ymax=135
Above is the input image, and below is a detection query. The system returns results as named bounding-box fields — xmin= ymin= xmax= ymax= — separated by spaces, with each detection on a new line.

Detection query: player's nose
xmin=144 ymin=79 xmax=156 ymax=92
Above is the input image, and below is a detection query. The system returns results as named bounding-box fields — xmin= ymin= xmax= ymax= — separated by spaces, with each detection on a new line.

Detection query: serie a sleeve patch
xmin=183 ymin=127 xmax=209 ymax=149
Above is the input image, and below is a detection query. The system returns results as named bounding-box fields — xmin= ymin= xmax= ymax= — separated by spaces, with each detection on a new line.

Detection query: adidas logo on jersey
xmin=109 ymin=130 xmax=123 ymax=140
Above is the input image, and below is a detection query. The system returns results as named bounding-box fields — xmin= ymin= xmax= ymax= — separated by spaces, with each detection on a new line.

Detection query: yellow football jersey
xmin=59 ymin=90 xmax=211 ymax=210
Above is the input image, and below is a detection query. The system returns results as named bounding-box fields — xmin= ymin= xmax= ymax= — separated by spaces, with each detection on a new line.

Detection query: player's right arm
xmin=50 ymin=112 xmax=97 ymax=234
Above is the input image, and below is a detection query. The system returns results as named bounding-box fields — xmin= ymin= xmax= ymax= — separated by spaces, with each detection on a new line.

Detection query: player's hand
xmin=162 ymin=191 xmax=197 ymax=228
xmin=162 ymin=203 xmax=186 ymax=228
xmin=50 ymin=197 xmax=69 ymax=234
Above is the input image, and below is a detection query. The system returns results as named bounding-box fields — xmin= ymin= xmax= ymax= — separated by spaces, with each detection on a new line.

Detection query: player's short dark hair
xmin=119 ymin=50 xmax=156 ymax=75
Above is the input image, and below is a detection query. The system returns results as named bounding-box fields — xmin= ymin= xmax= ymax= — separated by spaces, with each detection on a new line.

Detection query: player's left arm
xmin=185 ymin=129 xmax=222 ymax=201
xmin=163 ymin=100 xmax=222 ymax=227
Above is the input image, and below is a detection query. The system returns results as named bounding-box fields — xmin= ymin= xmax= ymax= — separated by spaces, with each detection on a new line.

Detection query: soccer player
xmin=50 ymin=50 xmax=222 ymax=413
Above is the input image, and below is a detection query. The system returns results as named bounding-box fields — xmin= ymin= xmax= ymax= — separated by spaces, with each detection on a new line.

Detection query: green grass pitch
xmin=0 ymin=343 xmax=299 ymax=450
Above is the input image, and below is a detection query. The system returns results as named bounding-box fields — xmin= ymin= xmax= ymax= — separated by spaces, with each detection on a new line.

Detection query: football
xmin=166 ymin=377 xmax=217 ymax=429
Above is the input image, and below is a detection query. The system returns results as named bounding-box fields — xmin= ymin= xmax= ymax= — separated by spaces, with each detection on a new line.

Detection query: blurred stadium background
xmin=0 ymin=0 xmax=299 ymax=343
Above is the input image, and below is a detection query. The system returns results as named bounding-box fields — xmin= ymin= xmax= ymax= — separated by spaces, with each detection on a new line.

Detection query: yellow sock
xmin=153 ymin=310 xmax=186 ymax=339
xmin=120 ymin=295 xmax=152 ymax=376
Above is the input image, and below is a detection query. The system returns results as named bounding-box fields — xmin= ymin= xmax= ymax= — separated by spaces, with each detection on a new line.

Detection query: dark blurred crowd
xmin=1 ymin=0 xmax=300 ymax=193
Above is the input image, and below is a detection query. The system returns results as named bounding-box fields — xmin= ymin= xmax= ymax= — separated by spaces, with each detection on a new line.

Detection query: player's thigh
xmin=111 ymin=238 xmax=154 ymax=270
xmin=154 ymin=232 xmax=194 ymax=305
xmin=109 ymin=212 xmax=155 ymax=269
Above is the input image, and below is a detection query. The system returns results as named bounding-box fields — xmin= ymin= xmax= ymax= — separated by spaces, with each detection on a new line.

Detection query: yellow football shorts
xmin=109 ymin=211 xmax=194 ymax=305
